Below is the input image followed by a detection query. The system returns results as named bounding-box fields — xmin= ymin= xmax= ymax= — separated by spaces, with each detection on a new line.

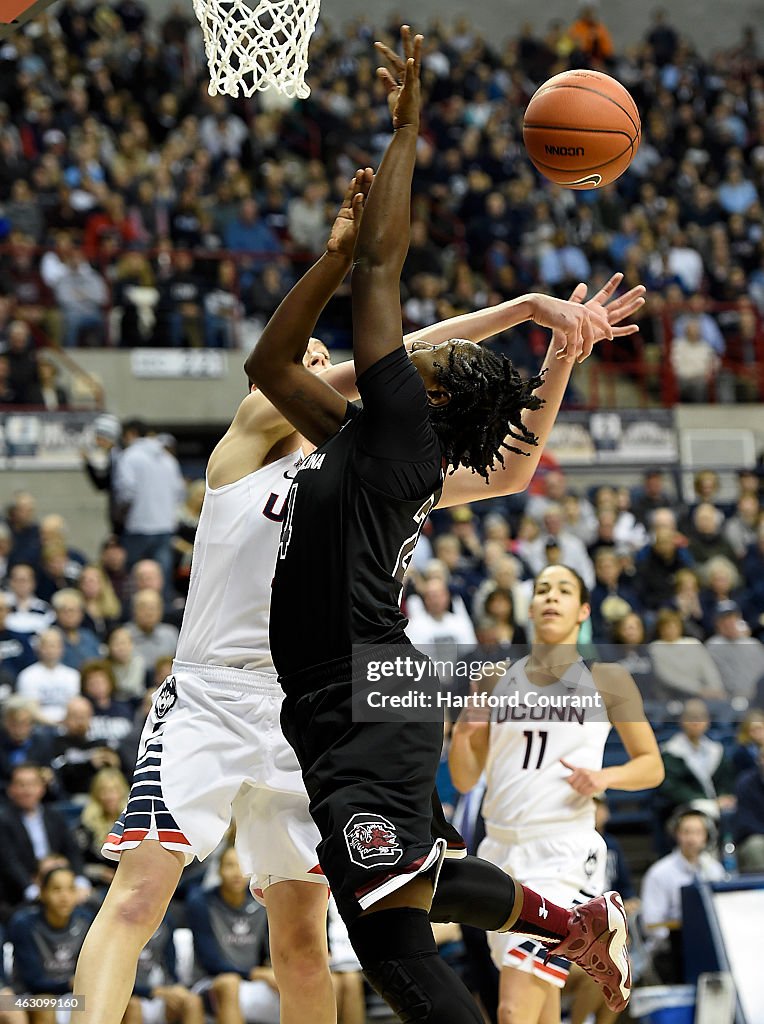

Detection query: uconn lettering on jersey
xmin=496 ymin=702 xmax=587 ymax=725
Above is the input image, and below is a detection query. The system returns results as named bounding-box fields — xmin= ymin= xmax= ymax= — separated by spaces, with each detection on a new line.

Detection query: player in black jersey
xmin=250 ymin=27 xmax=639 ymax=1023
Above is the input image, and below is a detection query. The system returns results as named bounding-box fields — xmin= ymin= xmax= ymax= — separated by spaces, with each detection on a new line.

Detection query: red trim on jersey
xmin=507 ymin=947 xmax=568 ymax=982
xmin=308 ymin=864 xmax=324 ymax=875
xmin=354 ymin=854 xmax=428 ymax=900
xmin=158 ymin=829 xmax=192 ymax=845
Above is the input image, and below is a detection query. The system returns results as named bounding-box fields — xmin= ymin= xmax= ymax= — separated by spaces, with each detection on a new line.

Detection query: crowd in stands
xmin=0 ymin=412 xmax=763 ymax=1003
xmin=0 ymin=3 xmax=762 ymax=404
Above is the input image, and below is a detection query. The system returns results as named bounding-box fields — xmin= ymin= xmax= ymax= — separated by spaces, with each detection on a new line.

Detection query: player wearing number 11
xmin=450 ymin=565 xmax=664 ymax=1024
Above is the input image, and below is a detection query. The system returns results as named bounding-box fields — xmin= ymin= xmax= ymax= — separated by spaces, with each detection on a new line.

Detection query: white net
xmin=191 ymin=0 xmax=321 ymax=99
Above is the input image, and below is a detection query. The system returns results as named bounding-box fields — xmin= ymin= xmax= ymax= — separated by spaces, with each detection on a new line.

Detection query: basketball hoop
xmin=191 ymin=0 xmax=321 ymax=98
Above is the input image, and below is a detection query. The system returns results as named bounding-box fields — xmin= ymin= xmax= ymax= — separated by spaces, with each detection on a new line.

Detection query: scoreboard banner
xmin=0 ymin=411 xmax=100 ymax=469
xmin=547 ymin=409 xmax=678 ymax=464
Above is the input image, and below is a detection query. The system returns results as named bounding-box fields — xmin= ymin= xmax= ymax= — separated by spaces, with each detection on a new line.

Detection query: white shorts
xmin=103 ymin=663 xmax=326 ymax=896
xmin=478 ymin=828 xmax=607 ymax=988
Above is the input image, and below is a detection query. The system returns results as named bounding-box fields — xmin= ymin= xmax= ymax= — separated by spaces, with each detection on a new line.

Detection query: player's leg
xmin=498 ymin=966 xmax=560 ymax=1024
xmin=263 ymin=879 xmax=335 ymax=1024
xmin=567 ymin=965 xmax=620 ymax=1024
xmin=74 ymin=842 xmax=184 ymax=1024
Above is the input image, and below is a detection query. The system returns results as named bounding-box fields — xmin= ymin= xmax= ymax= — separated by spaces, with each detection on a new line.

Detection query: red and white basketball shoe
xmin=548 ymin=891 xmax=631 ymax=1012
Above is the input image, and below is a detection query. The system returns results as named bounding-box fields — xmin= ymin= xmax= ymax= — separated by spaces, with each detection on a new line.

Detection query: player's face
xmin=409 ymin=338 xmax=479 ymax=405
xmin=42 ymin=870 xmax=77 ymax=920
xmin=530 ymin=566 xmax=590 ymax=643
xmin=303 ymin=339 xmax=331 ymax=374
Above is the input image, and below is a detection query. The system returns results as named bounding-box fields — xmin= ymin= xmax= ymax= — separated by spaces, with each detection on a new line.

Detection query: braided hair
xmin=429 ymin=343 xmax=546 ymax=482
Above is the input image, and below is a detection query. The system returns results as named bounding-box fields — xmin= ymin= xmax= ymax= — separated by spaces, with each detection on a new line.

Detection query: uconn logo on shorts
xmin=344 ymin=813 xmax=402 ymax=869
xmin=154 ymin=676 xmax=178 ymax=719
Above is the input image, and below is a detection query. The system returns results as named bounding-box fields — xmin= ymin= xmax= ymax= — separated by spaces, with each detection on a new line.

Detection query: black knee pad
xmin=349 ymin=908 xmax=483 ymax=1024
xmin=430 ymin=855 xmax=516 ymax=931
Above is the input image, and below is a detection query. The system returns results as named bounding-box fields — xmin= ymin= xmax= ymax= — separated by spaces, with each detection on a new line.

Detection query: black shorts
xmin=280 ymin=644 xmax=464 ymax=923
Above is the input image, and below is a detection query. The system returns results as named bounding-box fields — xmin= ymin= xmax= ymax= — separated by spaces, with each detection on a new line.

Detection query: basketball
xmin=523 ymin=69 xmax=641 ymax=189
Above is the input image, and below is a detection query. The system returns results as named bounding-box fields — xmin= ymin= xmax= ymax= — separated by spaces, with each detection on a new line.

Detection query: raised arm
xmin=246 ymin=172 xmax=371 ymax=446
xmin=437 ymin=275 xmax=645 ymax=506
xmin=351 ymin=27 xmax=422 ymax=378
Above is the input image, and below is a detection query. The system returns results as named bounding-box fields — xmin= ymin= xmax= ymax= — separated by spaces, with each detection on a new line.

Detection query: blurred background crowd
xmin=0 ymin=2 xmax=762 ymax=405
xmin=1 ymin=0 xmax=764 ymax=1018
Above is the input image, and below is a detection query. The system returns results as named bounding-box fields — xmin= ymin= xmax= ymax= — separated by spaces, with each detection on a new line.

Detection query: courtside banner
xmin=0 ymin=411 xmax=102 ymax=468
xmin=0 ymin=0 xmax=58 ymax=38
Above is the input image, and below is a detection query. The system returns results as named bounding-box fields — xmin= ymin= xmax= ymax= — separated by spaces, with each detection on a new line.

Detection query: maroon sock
xmin=510 ymin=885 xmax=570 ymax=943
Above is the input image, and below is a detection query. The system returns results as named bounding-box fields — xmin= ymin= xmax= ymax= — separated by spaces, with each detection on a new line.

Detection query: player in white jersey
xmin=73 ymin=164 xmax=644 ymax=1024
xmin=450 ymin=565 xmax=664 ymax=1024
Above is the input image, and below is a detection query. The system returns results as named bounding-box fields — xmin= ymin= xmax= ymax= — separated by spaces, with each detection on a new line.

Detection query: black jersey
xmin=270 ymin=347 xmax=443 ymax=679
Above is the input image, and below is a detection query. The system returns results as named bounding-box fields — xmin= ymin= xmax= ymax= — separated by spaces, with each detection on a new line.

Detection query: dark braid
xmin=429 ymin=344 xmax=546 ymax=482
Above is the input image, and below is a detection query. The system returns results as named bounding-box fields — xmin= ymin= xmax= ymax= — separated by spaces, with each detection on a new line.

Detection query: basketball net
xmin=191 ymin=0 xmax=320 ymax=98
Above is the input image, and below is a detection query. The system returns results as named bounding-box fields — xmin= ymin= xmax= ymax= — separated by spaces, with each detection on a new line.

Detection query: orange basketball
xmin=523 ymin=69 xmax=641 ymax=189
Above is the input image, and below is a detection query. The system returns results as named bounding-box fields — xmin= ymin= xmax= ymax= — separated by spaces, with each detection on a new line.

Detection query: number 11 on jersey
xmin=521 ymin=730 xmax=548 ymax=770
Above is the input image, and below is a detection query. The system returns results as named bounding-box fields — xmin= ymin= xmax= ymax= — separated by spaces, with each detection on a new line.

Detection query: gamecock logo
xmin=344 ymin=813 xmax=402 ymax=869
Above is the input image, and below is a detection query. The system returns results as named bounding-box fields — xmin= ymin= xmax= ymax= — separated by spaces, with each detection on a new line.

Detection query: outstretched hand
xmin=375 ymin=25 xmax=423 ymax=130
xmin=564 ymin=273 xmax=647 ymax=362
xmin=326 ymin=168 xmax=373 ymax=260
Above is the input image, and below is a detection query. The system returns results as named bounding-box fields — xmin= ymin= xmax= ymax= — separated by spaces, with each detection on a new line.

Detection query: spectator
xmin=172 ymin=482 xmax=205 ymax=597
xmin=0 ymin=765 xmax=86 ymax=911
xmin=2 ymin=322 xmax=43 ymax=406
xmin=649 ymin=609 xmax=725 ymax=701
xmin=129 ymin=558 xmax=184 ymax=628
xmin=406 ymin=578 xmax=477 ymax=651
xmin=658 ymin=699 xmax=736 ymax=826
xmin=520 ymin=503 xmax=595 ymax=587
xmin=52 ymin=245 xmax=108 ymax=347
xmin=686 ymin=504 xmax=738 ymax=568
xmin=589 ymin=548 xmax=641 ymax=642
xmin=224 ymin=198 xmax=282 ymax=278
xmin=99 ymin=535 xmax=131 ymax=608
xmin=640 ymin=809 xmax=725 ymax=983
xmin=631 ymin=470 xmax=676 ymax=527
xmin=6 ymin=493 xmax=41 ymax=567
xmin=699 ymin=555 xmax=745 ymax=635
xmin=670 ymin=319 xmax=718 ymax=402
xmin=568 ymin=3 xmax=614 ymax=63
xmin=114 ymin=420 xmax=186 ymax=590
xmin=51 ymin=589 xmax=101 ymax=670
xmin=482 ymin=588 xmax=527 ymax=645
xmin=49 ymin=697 xmax=120 ymax=801
xmin=105 ymin=625 xmax=147 ymax=703
xmin=706 ymin=603 xmax=764 ymax=702
xmin=672 ymin=568 xmax=706 ymax=640
xmin=203 ymin=259 xmax=244 ymax=349
xmin=37 ymin=357 xmax=69 ymax=410
xmin=732 ymin=709 xmax=764 ymax=776
xmin=76 ymin=767 xmax=129 ymax=887
xmin=635 ymin=528 xmax=693 ymax=610
xmin=186 ymin=845 xmax=280 ymax=1024
xmin=7 ymin=866 xmax=94 ymax=996
xmin=154 ymin=250 xmax=204 ymax=348
xmin=0 ymin=698 xmax=52 ymax=789
xmin=733 ymin=747 xmax=764 ymax=873
xmin=132 ymin=913 xmax=204 ymax=1024
xmin=287 ymin=180 xmax=331 ymax=254
xmin=723 ymin=493 xmax=760 ymax=560
xmin=0 ymin=593 xmax=35 ymax=685
xmin=125 ymin=591 xmax=179 ymax=669
xmin=81 ymin=414 xmax=124 ymax=536
xmin=16 ymin=629 xmax=81 ymax=725
xmin=79 ymin=660 xmax=133 ymax=746
xmin=76 ymin=564 xmax=122 ymax=639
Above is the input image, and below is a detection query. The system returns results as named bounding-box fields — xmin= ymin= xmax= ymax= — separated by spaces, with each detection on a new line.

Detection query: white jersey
xmin=482 ymin=656 xmax=612 ymax=839
xmin=174 ymin=449 xmax=301 ymax=673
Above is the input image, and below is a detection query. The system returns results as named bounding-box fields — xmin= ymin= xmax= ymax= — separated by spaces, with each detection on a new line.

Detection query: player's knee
xmin=498 ymin=991 xmax=534 ymax=1024
xmin=271 ymin=936 xmax=328 ymax=986
xmin=109 ymin=882 xmax=167 ymax=934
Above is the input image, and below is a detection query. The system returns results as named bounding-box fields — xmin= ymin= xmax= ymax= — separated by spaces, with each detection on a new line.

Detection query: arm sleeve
xmin=355 ymin=348 xmax=442 ymax=500
xmin=185 ymin=892 xmax=248 ymax=979
xmin=8 ymin=915 xmax=69 ymax=995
